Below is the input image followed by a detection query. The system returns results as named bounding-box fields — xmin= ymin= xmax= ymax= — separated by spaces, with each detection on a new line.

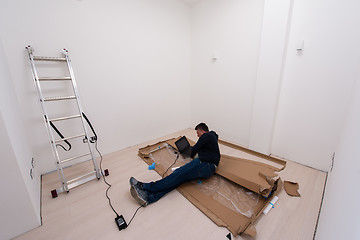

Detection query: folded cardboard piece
xmin=284 ymin=181 xmax=301 ymax=197
xmin=138 ymin=136 xmax=286 ymax=236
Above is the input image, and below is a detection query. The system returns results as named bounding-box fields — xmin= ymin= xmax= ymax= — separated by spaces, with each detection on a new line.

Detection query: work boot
xmin=129 ymin=177 xmax=144 ymax=189
xmin=130 ymin=185 xmax=148 ymax=207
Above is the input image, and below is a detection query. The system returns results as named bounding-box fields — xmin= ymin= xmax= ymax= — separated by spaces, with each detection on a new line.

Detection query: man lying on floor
xmin=129 ymin=122 xmax=220 ymax=206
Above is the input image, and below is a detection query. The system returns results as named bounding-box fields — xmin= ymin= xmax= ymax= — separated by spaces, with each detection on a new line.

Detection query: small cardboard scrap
xmin=284 ymin=181 xmax=301 ymax=197
xmin=138 ymin=137 xmax=286 ymax=236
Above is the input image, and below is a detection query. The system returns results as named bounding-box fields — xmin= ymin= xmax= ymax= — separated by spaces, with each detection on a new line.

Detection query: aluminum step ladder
xmin=25 ymin=46 xmax=104 ymax=198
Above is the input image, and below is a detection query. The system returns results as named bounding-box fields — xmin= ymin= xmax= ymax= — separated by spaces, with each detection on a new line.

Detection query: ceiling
xmin=178 ymin=0 xmax=204 ymax=6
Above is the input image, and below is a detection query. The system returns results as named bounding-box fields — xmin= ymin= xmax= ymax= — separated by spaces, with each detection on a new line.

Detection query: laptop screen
xmin=175 ymin=136 xmax=190 ymax=152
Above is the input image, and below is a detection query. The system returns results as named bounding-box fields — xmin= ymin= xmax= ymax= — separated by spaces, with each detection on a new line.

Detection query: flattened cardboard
xmin=216 ymin=154 xmax=279 ymax=197
xmin=284 ymin=181 xmax=301 ymax=197
xmin=138 ymin=137 xmax=285 ymax=236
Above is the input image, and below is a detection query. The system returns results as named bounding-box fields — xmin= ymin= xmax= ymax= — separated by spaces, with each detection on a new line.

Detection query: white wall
xmin=249 ymin=0 xmax=293 ymax=155
xmin=191 ymin=0 xmax=265 ymax=145
xmin=191 ymin=0 xmax=360 ymax=171
xmin=5 ymin=0 xmax=356 ymax=183
xmin=0 ymin=39 xmax=41 ymax=239
xmin=0 ymin=0 xmax=192 ymax=173
xmin=0 ymin=114 xmax=40 ymax=240
xmin=315 ymin=64 xmax=360 ymax=240
xmin=270 ymin=0 xmax=360 ymax=170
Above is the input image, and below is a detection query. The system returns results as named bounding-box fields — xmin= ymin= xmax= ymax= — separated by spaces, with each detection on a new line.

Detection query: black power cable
xmin=162 ymin=152 xmax=180 ymax=177
xmin=127 ymin=205 xmax=143 ymax=226
xmin=95 ymin=133 xmax=143 ymax=229
xmin=96 ymin=140 xmax=119 ymax=216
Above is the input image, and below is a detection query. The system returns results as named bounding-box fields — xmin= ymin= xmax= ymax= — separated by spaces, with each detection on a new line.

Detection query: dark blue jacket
xmin=191 ymin=131 xmax=220 ymax=166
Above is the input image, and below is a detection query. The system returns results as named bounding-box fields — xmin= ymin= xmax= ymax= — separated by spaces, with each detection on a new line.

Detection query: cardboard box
xmin=138 ymin=137 xmax=286 ymax=236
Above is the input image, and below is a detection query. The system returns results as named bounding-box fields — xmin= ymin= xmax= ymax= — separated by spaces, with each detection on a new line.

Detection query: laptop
xmin=175 ymin=136 xmax=192 ymax=157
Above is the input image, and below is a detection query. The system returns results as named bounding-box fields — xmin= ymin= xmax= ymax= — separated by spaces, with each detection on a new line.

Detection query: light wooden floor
xmin=15 ymin=129 xmax=327 ymax=240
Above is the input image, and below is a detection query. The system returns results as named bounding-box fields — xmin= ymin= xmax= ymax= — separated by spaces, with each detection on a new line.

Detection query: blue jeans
xmin=142 ymin=158 xmax=216 ymax=204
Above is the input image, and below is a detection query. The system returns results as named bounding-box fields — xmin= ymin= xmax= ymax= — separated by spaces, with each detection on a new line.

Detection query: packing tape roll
xmin=263 ymin=196 xmax=279 ymax=215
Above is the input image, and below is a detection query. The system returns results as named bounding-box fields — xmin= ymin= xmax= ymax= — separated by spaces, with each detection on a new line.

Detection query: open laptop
xmin=175 ymin=136 xmax=192 ymax=157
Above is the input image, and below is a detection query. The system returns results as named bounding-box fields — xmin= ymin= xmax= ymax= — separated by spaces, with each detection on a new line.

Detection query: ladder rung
xmin=54 ymin=134 xmax=85 ymax=143
xmin=61 ymin=153 xmax=92 ymax=164
xmin=38 ymin=77 xmax=71 ymax=81
xmin=43 ymin=96 xmax=76 ymax=102
xmin=49 ymin=115 xmax=81 ymax=122
xmin=67 ymin=171 xmax=96 ymax=184
xmin=33 ymin=56 xmax=66 ymax=61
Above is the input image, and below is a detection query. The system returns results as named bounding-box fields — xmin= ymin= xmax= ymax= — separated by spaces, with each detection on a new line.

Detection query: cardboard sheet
xmin=138 ymin=137 xmax=285 ymax=236
xmin=284 ymin=181 xmax=301 ymax=197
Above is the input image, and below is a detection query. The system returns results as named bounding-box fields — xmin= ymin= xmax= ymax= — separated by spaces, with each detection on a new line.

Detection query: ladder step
xmin=49 ymin=115 xmax=81 ymax=122
xmin=33 ymin=56 xmax=66 ymax=61
xmin=67 ymin=171 xmax=96 ymax=184
xmin=61 ymin=153 xmax=92 ymax=164
xmin=43 ymin=96 xmax=76 ymax=102
xmin=38 ymin=77 xmax=71 ymax=81
xmin=54 ymin=134 xmax=85 ymax=143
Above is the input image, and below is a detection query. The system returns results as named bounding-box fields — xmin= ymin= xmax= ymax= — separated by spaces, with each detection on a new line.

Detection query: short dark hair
xmin=195 ymin=123 xmax=209 ymax=132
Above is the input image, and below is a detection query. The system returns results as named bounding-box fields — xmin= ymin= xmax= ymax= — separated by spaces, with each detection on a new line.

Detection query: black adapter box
xmin=115 ymin=215 xmax=127 ymax=231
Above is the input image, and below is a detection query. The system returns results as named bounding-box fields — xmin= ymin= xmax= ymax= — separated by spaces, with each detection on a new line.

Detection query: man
xmin=129 ymin=123 xmax=220 ymax=206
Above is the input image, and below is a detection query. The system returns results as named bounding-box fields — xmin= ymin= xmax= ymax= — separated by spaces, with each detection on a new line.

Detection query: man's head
xmin=195 ymin=123 xmax=209 ymax=138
